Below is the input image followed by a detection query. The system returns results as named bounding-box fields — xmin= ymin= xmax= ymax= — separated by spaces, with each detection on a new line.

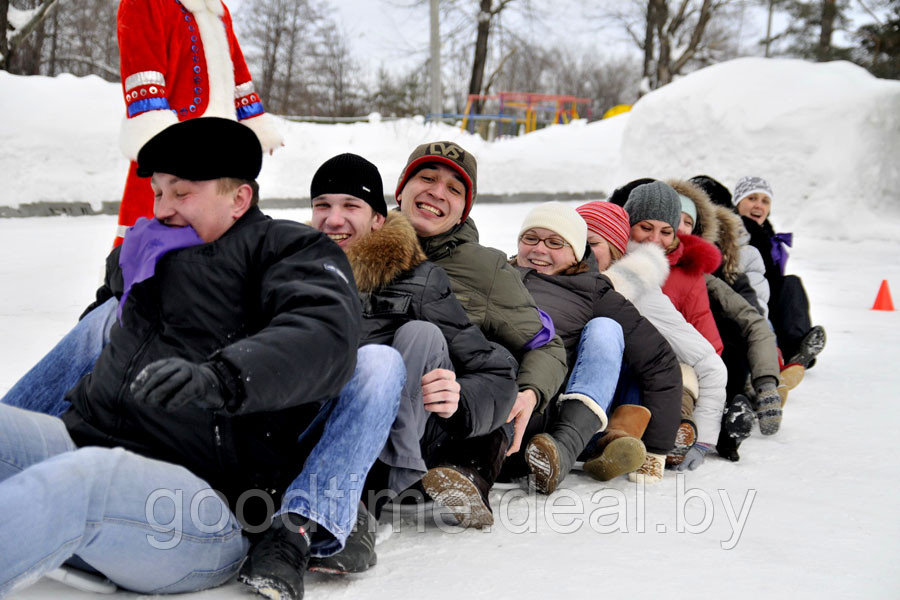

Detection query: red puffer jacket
xmin=662 ymin=234 xmax=724 ymax=355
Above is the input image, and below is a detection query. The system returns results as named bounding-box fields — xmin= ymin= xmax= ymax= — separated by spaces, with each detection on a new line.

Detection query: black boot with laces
xmin=239 ymin=513 xmax=311 ymax=600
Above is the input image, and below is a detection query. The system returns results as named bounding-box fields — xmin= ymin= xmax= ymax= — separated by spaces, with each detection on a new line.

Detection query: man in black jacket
xmin=309 ymin=154 xmax=517 ymax=539
xmin=0 ymin=119 xmax=401 ymax=600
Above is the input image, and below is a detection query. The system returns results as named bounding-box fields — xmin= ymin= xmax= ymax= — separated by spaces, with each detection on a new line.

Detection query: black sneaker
xmin=308 ymin=503 xmax=377 ymax=575
xmin=238 ymin=515 xmax=311 ymax=600
xmin=788 ymin=325 xmax=826 ymax=369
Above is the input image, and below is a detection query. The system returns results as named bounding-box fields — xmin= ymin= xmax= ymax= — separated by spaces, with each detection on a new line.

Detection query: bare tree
xmin=310 ymin=21 xmax=365 ymax=116
xmin=818 ymin=0 xmax=838 ymax=60
xmin=592 ymin=0 xmax=742 ymax=93
xmin=1 ymin=0 xmax=58 ymax=72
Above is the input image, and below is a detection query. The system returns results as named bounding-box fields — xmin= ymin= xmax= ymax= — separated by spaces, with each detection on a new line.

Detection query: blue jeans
xmin=280 ymin=344 xmax=403 ymax=557
xmin=1 ymin=298 xmax=117 ymax=417
xmin=561 ymin=317 xmax=625 ymax=424
xmin=0 ymin=403 xmax=248 ymax=596
xmin=0 ymin=345 xmax=403 ymax=593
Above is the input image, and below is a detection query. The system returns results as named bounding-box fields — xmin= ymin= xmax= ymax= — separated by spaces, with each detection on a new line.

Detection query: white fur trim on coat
xmin=602 ymin=241 xmax=669 ymax=303
xmin=191 ymin=2 xmax=235 ymax=120
xmin=241 ymin=113 xmax=284 ymax=154
xmin=181 ymin=0 xmax=224 ymax=17
xmin=119 ymin=110 xmax=179 ymax=161
xmin=557 ymin=393 xmax=608 ymax=432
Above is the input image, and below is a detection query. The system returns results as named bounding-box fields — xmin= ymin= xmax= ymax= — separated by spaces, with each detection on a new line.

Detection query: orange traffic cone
xmin=872 ymin=280 xmax=895 ymax=311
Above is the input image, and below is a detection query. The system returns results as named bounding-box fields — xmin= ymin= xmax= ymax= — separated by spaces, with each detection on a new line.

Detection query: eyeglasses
xmin=519 ymin=233 xmax=570 ymax=250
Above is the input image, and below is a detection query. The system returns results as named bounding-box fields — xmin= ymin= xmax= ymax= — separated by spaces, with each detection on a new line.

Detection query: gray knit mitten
xmin=755 ymin=382 xmax=783 ymax=435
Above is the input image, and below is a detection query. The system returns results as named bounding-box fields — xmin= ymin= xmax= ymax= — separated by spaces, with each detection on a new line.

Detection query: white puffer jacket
xmin=737 ymin=224 xmax=770 ymax=317
xmin=604 ymin=242 xmax=728 ymax=445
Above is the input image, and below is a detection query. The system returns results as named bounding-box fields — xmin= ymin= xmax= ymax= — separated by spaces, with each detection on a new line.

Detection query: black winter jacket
xmin=347 ymin=213 xmax=517 ymax=438
xmin=741 ymin=216 xmax=784 ymax=294
xmin=514 ymin=257 xmax=682 ymax=454
xmin=63 ymin=207 xmax=362 ymax=503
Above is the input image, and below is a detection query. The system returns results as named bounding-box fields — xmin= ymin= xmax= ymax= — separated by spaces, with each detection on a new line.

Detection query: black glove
xmin=131 ymin=358 xmax=227 ymax=411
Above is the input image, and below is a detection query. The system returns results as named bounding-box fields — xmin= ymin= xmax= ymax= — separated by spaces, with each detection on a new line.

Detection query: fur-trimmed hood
xmin=669 ymin=233 xmax=722 ymax=276
xmin=602 ymin=241 xmax=670 ymax=304
xmin=711 ymin=206 xmax=742 ymax=282
xmin=668 ymin=178 xmax=740 ymax=283
xmin=345 ymin=212 xmax=427 ymax=293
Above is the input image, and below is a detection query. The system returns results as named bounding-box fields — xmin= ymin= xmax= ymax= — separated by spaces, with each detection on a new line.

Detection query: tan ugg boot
xmin=778 ymin=364 xmax=805 ymax=407
xmin=628 ymin=452 xmax=666 ymax=484
xmin=583 ymin=405 xmax=651 ymax=481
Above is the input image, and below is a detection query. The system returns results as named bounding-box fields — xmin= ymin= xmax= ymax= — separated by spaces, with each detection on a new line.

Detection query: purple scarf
xmin=771 ymin=232 xmax=793 ymax=276
xmin=523 ymin=308 xmax=556 ymax=351
xmin=118 ymin=218 xmax=205 ymax=322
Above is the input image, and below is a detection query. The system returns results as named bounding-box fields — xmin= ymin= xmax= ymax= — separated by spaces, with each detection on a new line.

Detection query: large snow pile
xmin=618 ymin=57 xmax=900 ymax=237
xmin=1 ymin=57 xmax=899 ymax=239
xmin=0 ymin=70 xmax=623 ymax=210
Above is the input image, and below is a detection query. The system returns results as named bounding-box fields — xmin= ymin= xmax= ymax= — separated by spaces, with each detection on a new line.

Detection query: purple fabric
xmin=117 ymin=218 xmax=205 ymax=322
xmin=523 ymin=308 xmax=556 ymax=351
xmin=771 ymin=232 xmax=793 ymax=276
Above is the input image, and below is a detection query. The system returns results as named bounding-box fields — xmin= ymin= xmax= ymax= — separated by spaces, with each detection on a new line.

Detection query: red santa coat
xmin=114 ymin=0 xmax=281 ymax=245
xmin=662 ymin=234 xmax=724 ymax=355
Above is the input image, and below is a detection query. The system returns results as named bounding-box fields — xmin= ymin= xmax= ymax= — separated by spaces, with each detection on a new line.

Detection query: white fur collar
xmin=602 ymin=241 xmax=669 ymax=302
xmin=181 ymin=0 xmax=224 ymax=17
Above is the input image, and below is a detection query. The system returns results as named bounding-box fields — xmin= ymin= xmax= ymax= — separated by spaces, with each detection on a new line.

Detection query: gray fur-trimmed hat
xmin=732 ymin=176 xmax=774 ymax=207
xmin=623 ymin=181 xmax=681 ymax=231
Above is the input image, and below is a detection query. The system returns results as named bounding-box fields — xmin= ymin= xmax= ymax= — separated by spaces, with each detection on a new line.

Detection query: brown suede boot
xmin=583 ymin=405 xmax=651 ymax=481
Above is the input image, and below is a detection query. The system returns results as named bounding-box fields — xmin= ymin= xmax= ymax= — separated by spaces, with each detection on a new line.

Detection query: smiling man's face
xmin=397 ymin=163 xmax=467 ymax=238
xmin=310 ymin=194 xmax=384 ymax=249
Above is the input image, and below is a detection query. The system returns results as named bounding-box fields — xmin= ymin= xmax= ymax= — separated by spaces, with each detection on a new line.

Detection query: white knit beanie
xmin=519 ymin=201 xmax=588 ymax=261
xmin=732 ymin=176 xmax=774 ymax=207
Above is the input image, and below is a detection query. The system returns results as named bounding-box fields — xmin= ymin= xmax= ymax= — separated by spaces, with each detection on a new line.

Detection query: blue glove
xmin=675 ymin=443 xmax=713 ymax=471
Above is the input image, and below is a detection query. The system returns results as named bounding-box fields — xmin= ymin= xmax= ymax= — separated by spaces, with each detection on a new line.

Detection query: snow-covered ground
xmin=2 ymin=208 xmax=900 ymax=599
xmin=2 ymin=56 xmax=900 ymax=598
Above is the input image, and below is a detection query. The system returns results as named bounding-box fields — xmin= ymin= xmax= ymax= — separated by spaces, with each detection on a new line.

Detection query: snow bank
xmin=617 ymin=57 xmax=900 ymax=239
xmin=2 ymin=58 xmax=899 ymax=241
xmin=0 ymin=72 xmax=128 ymax=208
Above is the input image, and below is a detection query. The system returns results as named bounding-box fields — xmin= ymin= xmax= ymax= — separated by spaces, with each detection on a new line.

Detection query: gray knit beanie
xmin=623 ymin=181 xmax=682 ymax=231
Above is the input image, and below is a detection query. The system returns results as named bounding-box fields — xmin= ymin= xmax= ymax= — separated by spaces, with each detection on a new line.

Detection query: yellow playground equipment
xmin=459 ymin=92 xmax=593 ymax=138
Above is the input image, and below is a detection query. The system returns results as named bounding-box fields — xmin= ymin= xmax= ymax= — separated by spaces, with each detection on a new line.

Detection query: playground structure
xmin=452 ymin=92 xmax=594 ymax=139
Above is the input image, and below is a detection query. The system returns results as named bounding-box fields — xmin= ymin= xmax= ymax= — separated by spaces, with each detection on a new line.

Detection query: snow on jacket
xmin=736 ymin=224 xmax=771 ymax=317
xmin=605 ymin=242 xmax=727 ymax=445
xmin=662 ymin=234 xmax=724 ymax=355
xmin=418 ymin=217 xmax=568 ymax=412
xmin=348 ymin=212 xmax=518 ymax=439
xmin=705 ymin=275 xmax=780 ymax=388
xmin=64 ymin=207 xmax=360 ymax=504
xmin=514 ymin=256 xmax=682 ymax=455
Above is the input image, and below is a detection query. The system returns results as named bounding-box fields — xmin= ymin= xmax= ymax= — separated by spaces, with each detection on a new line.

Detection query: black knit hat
xmin=608 ymin=177 xmax=657 ymax=207
xmin=311 ymin=153 xmax=387 ymax=216
xmin=136 ymin=117 xmax=262 ymax=180
xmin=690 ymin=175 xmax=733 ymax=209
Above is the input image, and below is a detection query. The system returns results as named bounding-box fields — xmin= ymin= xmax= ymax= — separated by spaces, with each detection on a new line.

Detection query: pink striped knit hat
xmin=576 ymin=201 xmax=630 ymax=255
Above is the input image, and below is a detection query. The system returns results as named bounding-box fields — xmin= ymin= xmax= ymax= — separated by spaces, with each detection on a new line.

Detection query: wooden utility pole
xmin=429 ymin=0 xmax=442 ymax=118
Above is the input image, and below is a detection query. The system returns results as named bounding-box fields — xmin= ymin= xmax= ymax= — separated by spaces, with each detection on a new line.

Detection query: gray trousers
xmin=378 ymin=321 xmax=453 ymax=493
